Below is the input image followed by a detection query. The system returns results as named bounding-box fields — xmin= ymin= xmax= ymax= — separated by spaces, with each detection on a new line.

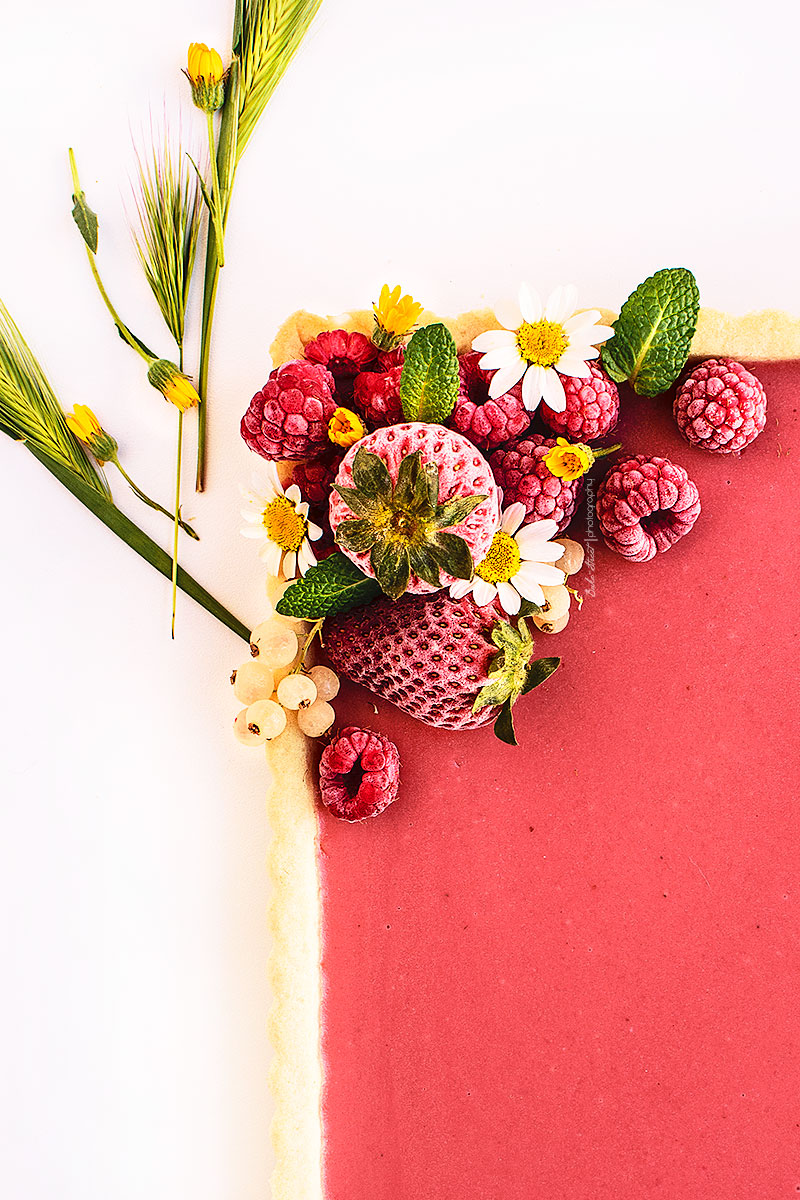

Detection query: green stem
xmin=111 ymin=456 xmax=198 ymax=540
xmin=171 ymin=409 xmax=184 ymax=638
xmin=84 ymin=248 xmax=152 ymax=363
xmin=295 ymin=619 xmax=324 ymax=673
xmin=26 ymin=442 xmax=249 ymax=642
xmin=206 ymin=111 xmax=225 ymax=268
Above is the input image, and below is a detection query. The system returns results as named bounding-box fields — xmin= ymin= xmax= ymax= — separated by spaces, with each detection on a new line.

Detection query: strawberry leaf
xmin=276 ymin=553 xmax=381 ymax=620
xmin=399 ymin=322 xmax=459 ymax=422
xmin=430 ymin=531 xmax=474 ymax=580
xmin=336 ymin=518 xmax=378 ymax=553
xmin=493 ymin=699 xmax=518 ymax=746
xmin=351 ymin=447 xmax=392 ymax=501
xmin=433 ymin=493 xmax=486 ymax=530
xmin=521 ymin=656 xmax=560 ymax=694
xmin=371 ymin=539 xmax=411 ymax=599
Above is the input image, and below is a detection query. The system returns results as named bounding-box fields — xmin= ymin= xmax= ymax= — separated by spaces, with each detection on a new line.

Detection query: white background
xmin=1 ymin=1 xmax=798 ymax=1197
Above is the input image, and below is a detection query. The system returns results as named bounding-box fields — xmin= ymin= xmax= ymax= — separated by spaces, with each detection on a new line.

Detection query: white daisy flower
xmin=449 ymin=503 xmax=566 ymax=615
xmin=471 ymin=283 xmax=615 ymax=414
xmin=240 ymin=462 xmax=323 ymax=579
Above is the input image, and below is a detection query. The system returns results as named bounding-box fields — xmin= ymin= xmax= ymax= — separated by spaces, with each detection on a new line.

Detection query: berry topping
xmin=540 ymin=363 xmax=620 ymax=442
xmin=448 ymin=351 xmax=530 ymax=451
xmin=596 ymin=455 xmax=701 ymax=562
xmin=673 ymin=358 xmax=767 ymax=454
xmin=319 ymin=726 xmax=401 ymax=821
xmin=489 ymin=434 xmax=583 ymax=533
xmin=241 ymin=360 xmax=337 ymax=462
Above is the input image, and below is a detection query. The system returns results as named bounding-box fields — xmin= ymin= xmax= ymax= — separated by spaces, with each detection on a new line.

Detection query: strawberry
xmin=325 ymin=590 xmax=559 ymax=743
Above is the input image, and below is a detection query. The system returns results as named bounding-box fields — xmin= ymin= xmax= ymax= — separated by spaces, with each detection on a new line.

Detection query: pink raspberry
xmin=540 ymin=363 xmax=619 ymax=442
xmin=304 ymin=329 xmax=376 ymax=380
xmin=674 ymin=358 xmax=767 ymax=454
xmin=319 ymin=726 xmax=401 ymax=821
xmin=489 ymin=434 xmax=583 ymax=533
xmin=288 ymin=453 xmax=342 ymax=548
xmin=449 ymin=351 xmax=530 ymax=451
xmin=353 ymin=365 xmax=404 ymax=428
xmin=596 ymin=455 xmax=701 ymax=563
xmin=241 ymin=360 xmax=337 ymax=462
xmin=377 ymin=346 xmax=405 ymax=371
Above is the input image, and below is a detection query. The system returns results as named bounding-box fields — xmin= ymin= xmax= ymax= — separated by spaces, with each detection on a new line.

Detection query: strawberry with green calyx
xmin=333 ymin=446 xmax=486 ymax=600
xmin=329 ymin=422 xmax=501 ymax=598
xmin=324 ymin=590 xmax=559 ymax=742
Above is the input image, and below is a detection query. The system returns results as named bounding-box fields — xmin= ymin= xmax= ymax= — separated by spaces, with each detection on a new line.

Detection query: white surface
xmin=1 ymin=1 xmax=798 ymax=1196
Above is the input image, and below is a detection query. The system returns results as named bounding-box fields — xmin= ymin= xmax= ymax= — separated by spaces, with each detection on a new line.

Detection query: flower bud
xmin=371 ymin=283 xmax=424 ymax=351
xmin=185 ymin=42 xmax=226 ymax=113
xmin=65 ymin=404 xmax=118 ymax=464
xmin=328 ymin=406 xmax=366 ymax=448
xmin=147 ymin=359 xmax=200 ymax=412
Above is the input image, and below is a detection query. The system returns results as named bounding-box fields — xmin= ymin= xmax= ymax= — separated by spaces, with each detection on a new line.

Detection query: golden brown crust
xmin=265 ymin=300 xmax=800 ymax=1200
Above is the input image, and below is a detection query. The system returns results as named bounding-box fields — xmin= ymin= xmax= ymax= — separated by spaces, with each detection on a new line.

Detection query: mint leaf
xmin=276 ymin=553 xmax=381 ymax=619
xmin=400 ymin=322 xmax=459 ymax=422
xmin=602 ymin=268 xmax=700 ymax=396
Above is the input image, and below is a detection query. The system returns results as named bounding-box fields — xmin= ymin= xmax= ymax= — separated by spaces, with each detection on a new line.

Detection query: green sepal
xmin=430 ymin=530 xmax=474 ymax=580
xmin=371 ymin=538 xmax=411 ymax=599
xmin=331 ymin=483 xmax=384 ymax=520
xmin=433 ymin=493 xmax=486 ymax=530
xmin=335 ymin=518 xmax=378 ymax=553
xmin=352 ymin=447 xmax=392 ymax=502
xmin=399 ymin=322 xmax=459 ymax=422
xmin=394 ymin=450 xmax=425 ymax=511
xmin=276 ymin=552 xmax=382 ymax=620
xmin=493 ymin=699 xmax=518 ymax=746
xmin=518 ymin=599 xmax=542 ymax=618
xmin=521 ymin=656 xmax=560 ymax=695
xmin=602 ymin=267 xmax=700 ymax=396
xmin=408 ymin=545 xmax=442 ymax=589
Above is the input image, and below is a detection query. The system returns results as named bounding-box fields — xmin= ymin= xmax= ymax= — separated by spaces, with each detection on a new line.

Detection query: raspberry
xmin=489 ymin=434 xmax=583 ymax=533
xmin=353 ymin=365 xmax=404 ymax=428
xmin=449 ymin=351 xmax=530 ymax=451
xmin=288 ymin=452 xmax=342 ymax=547
xmin=596 ymin=454 xmax=701 ymax=562
xmin=241 ymin=361 xmax=337 ymax=462
xmin=673 ymin=358 xmax=767 ymax=454
xmin=318 ymin=726 xmax=401 ymax=821
xmin=540 ymin=363 xmax=619 ymax=442
xmin=304 ymin=329 xmax=376 ymax=379
xmin=377 ymin=346 xmax=404 ymax=371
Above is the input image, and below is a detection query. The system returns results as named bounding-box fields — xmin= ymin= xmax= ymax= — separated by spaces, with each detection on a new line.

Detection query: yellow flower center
xmin=475 ymin=530 xmax=521 ymax=584
xmin=516 ymin=319 xmax=568 ymax=368
xmin=328 ymin=406 xmax=366 ymax=448
xmin=262 ymin=496 xmax=307 ymax=552
xmin=544 ymin=438 xmax=593 ymax=481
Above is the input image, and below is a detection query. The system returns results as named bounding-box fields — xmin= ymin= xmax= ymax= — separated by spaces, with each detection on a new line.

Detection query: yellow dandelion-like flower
xmin=372 ymin=284 xmax=424 ymax=351
xmin=147 ymin=359 xmax=200 ymax=413
xmin=185 ymin=43 xmax=226 ymax=112
xmin=328 ymin=406 xmax=366 ymax=448
xmin=544 ymin=438 xmax=595 ymax=481
xmin=65 ymin=404 xmax=119 ymax=464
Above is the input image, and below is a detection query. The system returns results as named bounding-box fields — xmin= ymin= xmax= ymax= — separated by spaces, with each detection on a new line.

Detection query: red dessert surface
xmin=319 ymin=361 xmax=800 ymax=1200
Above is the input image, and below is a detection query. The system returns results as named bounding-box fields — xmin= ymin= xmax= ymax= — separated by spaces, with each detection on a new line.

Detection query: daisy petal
xmin=516 ymin=519 xmax=560 ymax=548
xmin=488 ymin=359 xmax=527 ymax=399
xmin=520 ymin=542 xmax=565 ymax=564
xmin=545 ymin=284 xmax=578 ymax=324
xmin=449 ymin=579 xmax=474 ymax=600
xmin=493 ymin=296 xmax=523 ymax=332
xmin=563 ymin=309 xmax=603 ymax=335
xmin=473 ymin=577 xmax=497 ymax=607
xmin=260 ymin=541 xmax=283 ymax=576
xmin=500 ymin=502 xmax=527 ymax=534
xmin=478 ymin=346 xmax=520 ymax=372
xmin=522 ymin=364 xmax=545 ymax=411
xmin=518 ymin=283 xmax=542 ymax=324
xmin=307 ymin=522 xmax=323 ymax=542
xmin=472 ymin=329 xmax=517 ymax=353
xmin=556 ymin=354 xmax=592 ymax=379
xmin=285 ymin=484 xmax=302 ymax=505
xmin=283 ymin=550 xmax=298 ymax=579
xmin=512 ymin=576 xmax=545 ymax=606
xmin=542 ymin=367 xmax=566 ymax=412
xmin=496 ymin=581 xmax=521 ymax=615
xmin=241 ymin=525 xmax=266 ymax=539
xmin=516 ymin=562 xmax=566 ymax=587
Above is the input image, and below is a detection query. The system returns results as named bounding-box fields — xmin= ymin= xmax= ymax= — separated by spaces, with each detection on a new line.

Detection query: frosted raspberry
xmin=489 ymin=434 xmax=583 ymax=533
xmin=319 ymin=726 xmax=400 ymax=821
xmin=674 ymin=358 xmax=767 ymax=454
xmin=540 ymin=363 xmax=619 ymax=442
xmin=449 ymin=351 xmax=530 ymax=451
xmin=288 ymin=453 xmax=342 ymax=548
xmin=241 ymin=361 xmax=337 ymax=462
xmin=353 ymin=365 xmax=404 ymax=428
xmin=596 ymin=454 xmax=701 ymax=562
xmin=304 ymin=329 xmax=376 ymax=379
xmin=377 ymin=346 xmax=405 ymax=371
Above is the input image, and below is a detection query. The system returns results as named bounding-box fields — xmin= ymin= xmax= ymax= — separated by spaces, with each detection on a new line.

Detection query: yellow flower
xmin=544 ymin=437 xmax=594 ymax=481
xmin=328 ymin=406 xmax=366 ymax=448
xmin=147 ymin=359 xmax=200 ymax=413
xmin=372 ymin=284 xmax=424 ymax=351
xmin=65 ymin=404 xmax=118 ymax=464
xmin=185 ymin=43 xmax=226 ymax=112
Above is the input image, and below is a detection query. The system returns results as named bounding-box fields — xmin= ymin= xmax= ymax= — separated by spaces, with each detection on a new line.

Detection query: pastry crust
xmin=265 ymin=302 xmax=800 ymax=1200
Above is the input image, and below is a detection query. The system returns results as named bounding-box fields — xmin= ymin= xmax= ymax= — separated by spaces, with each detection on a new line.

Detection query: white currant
xmin=276 ymin=673 xmax=318 ymax=710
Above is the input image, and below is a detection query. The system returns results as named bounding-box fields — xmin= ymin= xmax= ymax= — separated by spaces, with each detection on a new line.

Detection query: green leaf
xmin=430 ymin=531 xmax=474 ymax=581
xmin=335 ymin=518 xmax=378 ymax=554
xmin=493 ymin=699 xmax=518 ymax=746
xmin=521 ymin=656 xmax=560 ymax=694
xmin=25 ymin=443 xmax=249 ymax=642
xmin=433 ymin=493 xmax=486 ymax=530
xmin=276 ymin=553 xmax=381 ymax=620
xmin=602 ymin=268 xmax=700 ymax=396
xmin=399 ymin=322 xmax=459 ymax=422
xmin=371 ymin=539 xmax=411 ymax=599
xmin=352 ymin=447 xmax=392 ymax=502
xmin=71 ymin=188 xmax=99 ymax=254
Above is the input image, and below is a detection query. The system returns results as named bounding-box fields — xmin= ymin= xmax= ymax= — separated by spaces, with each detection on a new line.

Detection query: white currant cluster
xmin=531 ymin=538 xmax=584 ymax=634
xmin=232 ymin=617 xmax=340 ymax=746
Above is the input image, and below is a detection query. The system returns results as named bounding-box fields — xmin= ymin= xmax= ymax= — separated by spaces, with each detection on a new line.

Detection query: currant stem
xmin=295 ymin=618 xmax=324 ymax=673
